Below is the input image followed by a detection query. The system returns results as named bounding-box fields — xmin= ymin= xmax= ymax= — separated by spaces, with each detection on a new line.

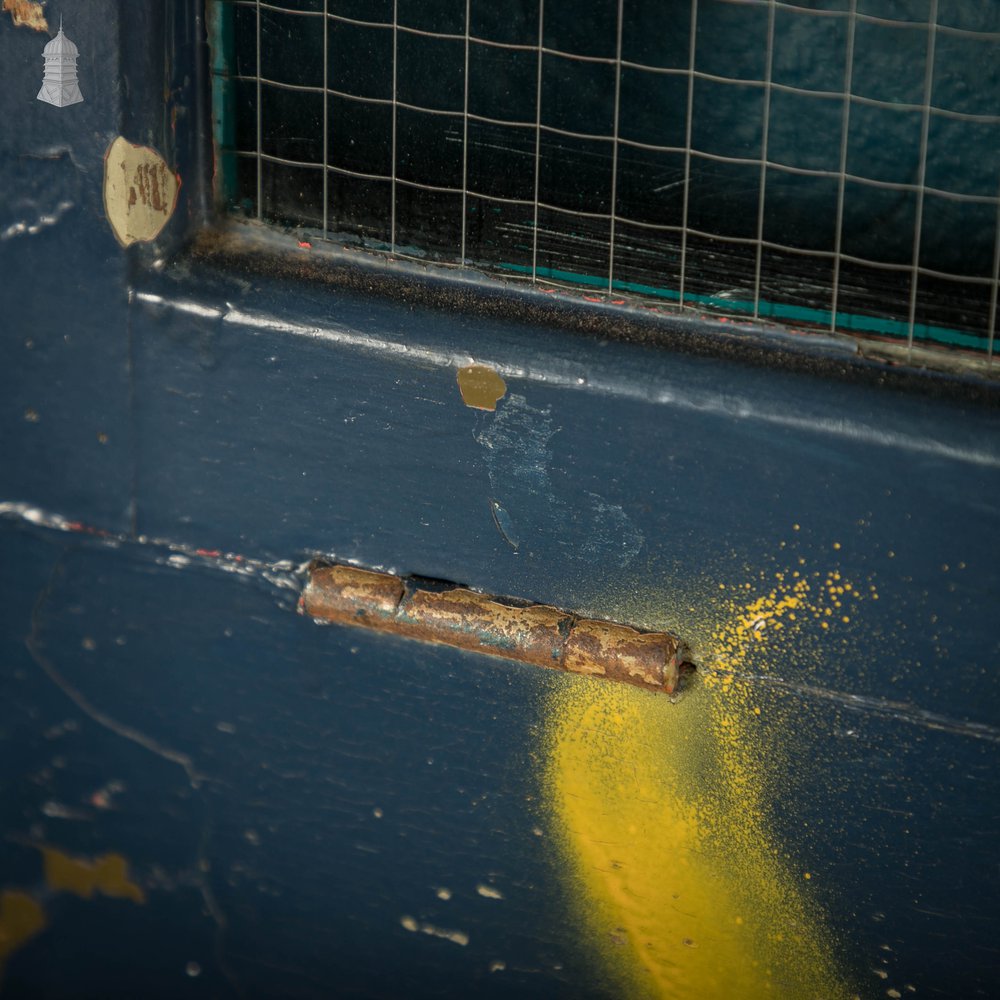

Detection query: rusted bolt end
xmin=302 ymin=561 xmax=686 ymax=696
xmin=302 ymin=563 xmax=404 ymax=624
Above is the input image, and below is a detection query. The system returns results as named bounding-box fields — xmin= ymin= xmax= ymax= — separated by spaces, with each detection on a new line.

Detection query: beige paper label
xmin=103 ymin=137 xmax=180 ymax=248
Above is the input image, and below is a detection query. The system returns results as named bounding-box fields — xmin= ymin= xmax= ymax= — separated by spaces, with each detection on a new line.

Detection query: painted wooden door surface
xmin=1 ymin=4 xmax=998 ymax=998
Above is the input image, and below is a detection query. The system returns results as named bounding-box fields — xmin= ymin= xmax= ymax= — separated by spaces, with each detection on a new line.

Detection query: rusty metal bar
xmin=300 ymin=562 xmax=691 ymax=695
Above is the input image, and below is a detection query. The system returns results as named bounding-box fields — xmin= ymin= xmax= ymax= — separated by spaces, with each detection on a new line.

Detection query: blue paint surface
xmin=1 ymin=3 xmax=999 ymax=998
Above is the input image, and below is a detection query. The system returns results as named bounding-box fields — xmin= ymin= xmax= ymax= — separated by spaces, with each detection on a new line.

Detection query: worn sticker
xmin=103 ymin=136 xmax=180 ymax=247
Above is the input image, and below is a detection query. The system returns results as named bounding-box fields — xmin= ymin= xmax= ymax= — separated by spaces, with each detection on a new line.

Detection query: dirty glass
xmin=210 ymin=0 xmax=1000 ymax=359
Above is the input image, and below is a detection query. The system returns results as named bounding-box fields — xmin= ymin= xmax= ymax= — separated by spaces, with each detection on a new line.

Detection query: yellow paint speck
xmin=456 ymin=365 xmax=507 ymax=411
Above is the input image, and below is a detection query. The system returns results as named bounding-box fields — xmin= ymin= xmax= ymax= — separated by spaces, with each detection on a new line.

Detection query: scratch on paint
xmin=2 ymin=0 xmax=47 ymax=31
xmin=475 ymin=394 xmax=643 ymax=567
xmin=26 ymin=555 xmax=203 ymax=790
xmin=14 ymin=531 xmax=246 ymax=997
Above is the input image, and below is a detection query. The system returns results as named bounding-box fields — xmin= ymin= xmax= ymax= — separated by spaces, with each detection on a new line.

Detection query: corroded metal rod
xmin=300 ymin=562 xmax=690 ymax=695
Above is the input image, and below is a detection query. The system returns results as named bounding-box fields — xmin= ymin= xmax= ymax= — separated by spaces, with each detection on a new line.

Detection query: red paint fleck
xmin=298 ymin=241 xmax=312 ymax=249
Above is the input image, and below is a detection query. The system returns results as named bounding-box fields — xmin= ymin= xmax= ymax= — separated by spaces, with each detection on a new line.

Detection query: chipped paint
xmin=457 ymin=364 xmax=506 ymax=411
xmin=2 ymin=0 xmax=47 ymax=31
xmin=42 ymin=847 xmax=145 ymax=904
xmin=301 ymin=563 xmax=690 ymax=696
xmin=103 ymin=137 xmax=180 ymax=247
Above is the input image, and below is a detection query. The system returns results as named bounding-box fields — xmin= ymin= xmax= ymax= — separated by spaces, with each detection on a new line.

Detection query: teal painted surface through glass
xmin=207 ymin=0 xmax=1000 ymax=360
xmin=497 ymin=262 xmax=986 ymax=350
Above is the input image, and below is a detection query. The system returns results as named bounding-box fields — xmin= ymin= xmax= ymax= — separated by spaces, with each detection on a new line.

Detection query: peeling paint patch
xmin=103 ymin=137 xmax=180 ymax=247
xmin=2 ymin=0 xmax=48 ymax=31
xmin=400 ymin=915 xmax=469 ymax=947
xmin=457 ymin=364 xmax=506 ymax=411
xmin=42 ymin=847 xmax=145 ymax=904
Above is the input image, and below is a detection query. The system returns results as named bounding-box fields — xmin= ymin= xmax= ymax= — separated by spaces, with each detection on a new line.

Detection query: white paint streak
xmin=135 ymin=299 xmax=1000 ymax=470
xmin=1 ymin=201 xmax=74 ymax=241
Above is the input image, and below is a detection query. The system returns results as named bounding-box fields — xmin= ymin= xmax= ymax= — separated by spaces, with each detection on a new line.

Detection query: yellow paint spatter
xmin=42 ymin=848 xmax=145 ymax=905
xmin=543 ymin=544 xmax=872 ymax=999
xmin=0 ymin=890 xmax=46 ymax=980
xmin=545 ymin=681 xmax=846 ymax=999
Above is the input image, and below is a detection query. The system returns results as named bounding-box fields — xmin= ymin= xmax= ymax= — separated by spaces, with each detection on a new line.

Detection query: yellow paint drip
xmin=544 ymin=541 xmax=871 ymax=998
